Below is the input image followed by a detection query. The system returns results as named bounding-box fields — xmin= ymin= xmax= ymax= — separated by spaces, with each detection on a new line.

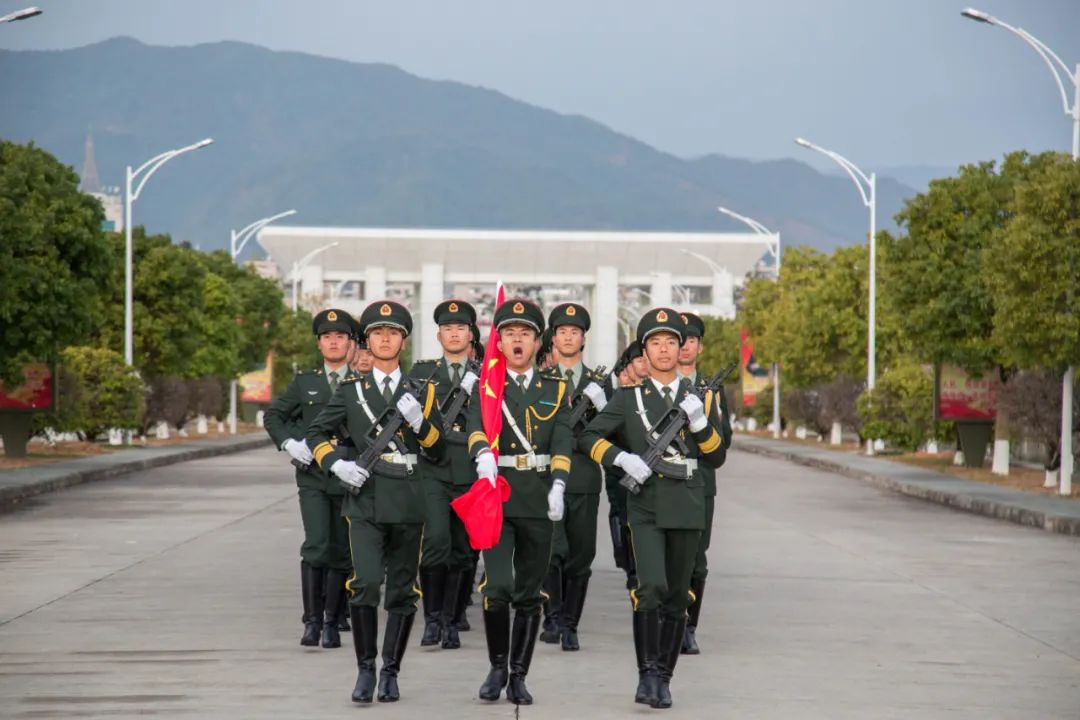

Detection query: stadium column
xmin=590 ymin=265 xmax=619 ymax=368
xmin=419 ymin=263 xmax=444 ymax=360
xmin=712 ymin=269 xmax=736 ymax=319
xmin=650 ymin=271 xmax=673 ymax=308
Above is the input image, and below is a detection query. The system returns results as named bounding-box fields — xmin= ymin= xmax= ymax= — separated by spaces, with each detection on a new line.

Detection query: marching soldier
xmin=409 ymin=300 xmax=481 ymax=650
xmin=264 ymin=308 xmax=357 ymax=650
xmin=580 ymin=308 xmax=728 ymax=709
xmin=676 ymin=312 xmax=732 ymax=655
xmin=467 ymin=298 xmax=573 ymax=705
xmin=307 ymin=300 xmax=447 ymax=704
xmin=541 ymin=302 xmax=608 ymax=651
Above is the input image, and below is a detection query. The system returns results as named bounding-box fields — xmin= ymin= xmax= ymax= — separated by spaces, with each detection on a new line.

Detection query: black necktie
xmin=382 ymin=376 xmax=394 ymax=404
xmin=662 ymin=386 xmax=674 ymax=408
xmin=451 ymin=362 xmax=462 ymax=385
xmin=328 ymin=371 xmax=339 ymax=393
xmin=516 ymin=374 xmax=528 ymax=393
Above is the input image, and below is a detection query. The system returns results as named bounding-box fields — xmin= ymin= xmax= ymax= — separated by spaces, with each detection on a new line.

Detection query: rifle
xmin=566 ymin=365 xmax=608 ymax=430
xmin=439 ymin=359 xmax=481 ymax=437
xmin=619 ymin=362 xmax=738 ymax=495
xmin=341 ymin=376 xmax=429 ymax=495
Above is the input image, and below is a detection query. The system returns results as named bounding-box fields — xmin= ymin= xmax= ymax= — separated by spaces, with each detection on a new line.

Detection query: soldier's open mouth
xmin=513 ymin=347 xmax=524 ymax=358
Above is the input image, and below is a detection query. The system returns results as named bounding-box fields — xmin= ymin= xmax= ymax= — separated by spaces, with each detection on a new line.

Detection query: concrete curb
xmin=734 ymin=436 xmax=1080 ymax=537
xmin=0 ymin=435 xmax=272 ymax=511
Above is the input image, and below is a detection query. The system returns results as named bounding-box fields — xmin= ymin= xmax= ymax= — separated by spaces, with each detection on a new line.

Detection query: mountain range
xmin=0 ymin=37 xmax=924 ymax=258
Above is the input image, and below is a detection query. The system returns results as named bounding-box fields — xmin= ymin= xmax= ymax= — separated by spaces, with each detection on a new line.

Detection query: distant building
xmin=246 ymin=258 xmax=280 ymax=281
xmin=258 ymin=226 xmax=776 ymax=365
xmin=78 ymin=131 xmax=123 ymax=232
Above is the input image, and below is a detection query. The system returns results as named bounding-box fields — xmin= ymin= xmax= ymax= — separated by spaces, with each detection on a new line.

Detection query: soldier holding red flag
xmin=465 ymin=297 xmax=574 ymax=706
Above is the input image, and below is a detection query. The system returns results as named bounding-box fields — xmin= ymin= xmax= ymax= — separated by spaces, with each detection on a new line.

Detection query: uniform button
xmin=510 ymin=442 xmax=517 ymax=449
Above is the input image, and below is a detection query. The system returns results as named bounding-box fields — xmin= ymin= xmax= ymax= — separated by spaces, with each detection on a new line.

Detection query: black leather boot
xmin=300 ymin=562 xmax=324 ymax=647
xmin=506 ymin=610 xmax=541 ymax=705
xmin=633 ymin=610 xmax=661 ymax=706
xmin=478 ymin=607 xmax=510 ymax=701
xmin=454 ymin=564 xmax=475 ymax=631
xmin=377 ymin=612 xmax=415 ymax=702
xmin=539 ymin=566 xmax=562 ymax=643
xmin=682 ymin=578 xmax=705 ymax=655
xmin=350 ymin=605 xmax=378 ymax=703
xmin=440 ymin=568 xmax=465 ymax=649
xmin=337 ymin=584 xmax=350 ymax=631
xmin=655 ymin=614 xmax=687 ymax=709
xmin=321 ymin=570 xmax=347 ymax=648
xmin=418 ymin=566 xmax=447 ymax=647
xmin=561 ymin=575 xmax=589 ymax=651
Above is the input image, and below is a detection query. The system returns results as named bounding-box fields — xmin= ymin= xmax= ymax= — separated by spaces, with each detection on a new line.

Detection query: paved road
xmin=0 ymin=447 xmax=1077 ymax=719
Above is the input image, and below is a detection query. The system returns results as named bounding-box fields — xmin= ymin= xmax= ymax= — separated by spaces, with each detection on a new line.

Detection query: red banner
xmin=740 ymin=328 xmax=771 ymax=407
xmin=0 ymin=362 xmax=55 ymax=412
xmin=479 ymin=283 xmax=506 ymax=457
xmin=937 ymin=365 xmax=998 ymax=421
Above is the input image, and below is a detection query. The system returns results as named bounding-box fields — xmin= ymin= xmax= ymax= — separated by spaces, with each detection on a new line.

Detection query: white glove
xmin=283 ymin=438 xmax=314 ymax=465
xmin=679 ymin=394 xmax=708 ymax=432
xmin=460 ymin=370 xmax=479 ymax=394
xmin=614 ymin=451 xmax=651 ymax=484
xmin=582 ymin=382 xmax=607 ymax=411
xmin=396 ymin=392 xmax=424 ymax=433
xmin=547 ymin=479 xmax=565 ymax=521
xmin=330 ymin=459 xmax=370 ymax=490
xmin=476 ymin=450 xmax=498 ymax=488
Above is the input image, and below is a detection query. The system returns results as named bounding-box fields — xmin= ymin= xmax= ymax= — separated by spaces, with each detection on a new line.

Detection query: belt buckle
xmin=515 ymin=454 xmax=531 ymax=470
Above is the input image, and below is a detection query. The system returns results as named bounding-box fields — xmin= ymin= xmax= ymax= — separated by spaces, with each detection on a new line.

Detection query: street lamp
xmin=124 ymin=138 xmax=214 ymax=365
xmin=290 ymin=242 xmax=339 ymax=312
xmin=0 ymin=6 xmax=41 ymax=23
xmin=226 ymin=209 xmax=297 ymax=434
xmin=961 ymin=7 xmax=1078 ymax=495
xmin=711 ymin=208 xmax=784 ymax=439
xmin=795 ymin=140 xmax=877 ymax=385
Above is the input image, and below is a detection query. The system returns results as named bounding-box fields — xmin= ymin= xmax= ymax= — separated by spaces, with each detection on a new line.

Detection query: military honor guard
xmin=540 ymin=302 xmax=609 ymax=651
xmin=264 ymin=308 xmax=357 ymax=650
xmin=466 ymin=298 xmax=573 ymax=705
xmin=307 ymin=301 xmax=447 ymax=704
xmin=675 ymin=312 xmax=732 ymax=655
xmin=409 ymin=300 xmax=481 ymax=650
xmin=580 ymin=308 xmax=728 ymax=709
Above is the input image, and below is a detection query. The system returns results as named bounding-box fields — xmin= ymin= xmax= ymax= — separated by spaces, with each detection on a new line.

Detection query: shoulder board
xmin=539 ymin=371 xmax=564 ymax=382
xmin=341 ymin=376 xmax=360 ymax=385
xmin=412 ymin=359 xmax=437 ymax=366
xmin=296 ymin=368 xmax=322 ymax=376
xmin=617 ymin=383 xmax=643 ymax=390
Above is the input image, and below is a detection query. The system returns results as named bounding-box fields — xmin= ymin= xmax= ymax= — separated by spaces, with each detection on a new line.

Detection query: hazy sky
xmin=2 ymin=0 xmax=1078 ymax=171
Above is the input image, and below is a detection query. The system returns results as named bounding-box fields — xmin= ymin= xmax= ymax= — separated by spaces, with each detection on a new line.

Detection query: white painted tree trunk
xmin=107 ymin=428 xmax=124 ymax=446
xmin=746 ymin=417 xmax=758 ymax=432
xmin=255 ymin=410 xmax=265 ymax=428
xmin=1044 ymin=468 xmax=1059 ymax=488
xmin=795 ymin=426 xmax=807 ymax=440
xmin=196 ymin=415 xmax=208 ymax=434
xmin=953 ymin=451 xmax=965 ymax=466
xmin=926 ymin=439 xmax=939 ymax=454
xmin=830 ymin=422 xmax=843 ymax=446
xmin=217 ymin=421 xmax=225 ymax=433
xmin=154 ymin=421 xmax=170 ymax=440
xmin=991 ymin=439 xmax=1010 ymax=476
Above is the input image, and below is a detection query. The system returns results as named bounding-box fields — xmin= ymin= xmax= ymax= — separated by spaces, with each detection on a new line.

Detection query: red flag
xmin=479 ymin=283 xmax=507 ymax=458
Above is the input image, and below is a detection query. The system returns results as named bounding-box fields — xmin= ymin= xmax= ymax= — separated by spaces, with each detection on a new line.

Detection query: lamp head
xmin=961 ymin=8 xmax=994 ymax=23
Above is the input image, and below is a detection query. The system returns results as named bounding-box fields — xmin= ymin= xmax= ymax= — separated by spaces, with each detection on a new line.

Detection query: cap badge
xmin=656 ymin=310 xmax=668 ymax=322
xmin=380 ymin=304 xmax=392 ymax=316
xmin=566 ymin=305 xmax=576 ymax=317
xmin=327 ymin=310 xmax=338 ymax=321
xmin=513 ymin=302 xmax=525 ymax=314
xmin=448 ymin=302 xmax=459 ymax=313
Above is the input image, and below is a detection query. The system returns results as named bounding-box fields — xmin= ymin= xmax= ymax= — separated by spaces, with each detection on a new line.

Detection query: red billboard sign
xmin=0 ymin=362 xmax=56 ymax=412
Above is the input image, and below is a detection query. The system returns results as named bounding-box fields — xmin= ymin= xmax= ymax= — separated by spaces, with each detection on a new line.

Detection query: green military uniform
xmin=579 ymin=308 xmax=727 ymax=710
xmin=468 ymin=299 xmax=573 ymax=706
xmin=603 ymin=341 xmax=644 ymax=589
xmin=409 ymin=298 xmax=480 ymax=650
xmin=678 ymin=312 xmax=735 ymax=656
xmin=307 ymin=300 xmax=447 ymax=705
xmin=264 ymin=307 xmax=356 ymax=650
xmin=539 ymin=302 xmax=608 ymax=652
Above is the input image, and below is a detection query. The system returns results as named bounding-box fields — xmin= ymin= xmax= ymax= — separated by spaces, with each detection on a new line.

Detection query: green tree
xmin=272 ymin=309 xmax=318 ymax=395
xmin=188 ymin=272 xmax=243 ymax=378
xmin=50 ymin=346 xmax=145 ymax=440
xmin=0 ymin=141 xmax=113 ymax=384
xmin=697 ymin=315 xmax=740 ymax=376
xmin=881 ymin=151 xmax=1061 ymax=372
xmin=198 ymin=251 xmax=284 ymax=372
xmin=986 ymin=152 xmax=1080 ymax=371
xmin=857 ymin=361 xmax=934 ymax=452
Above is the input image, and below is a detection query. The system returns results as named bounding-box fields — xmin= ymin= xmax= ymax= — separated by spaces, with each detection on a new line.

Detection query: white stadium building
xmin=257 ymin=226 xmax=777 ymax=366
